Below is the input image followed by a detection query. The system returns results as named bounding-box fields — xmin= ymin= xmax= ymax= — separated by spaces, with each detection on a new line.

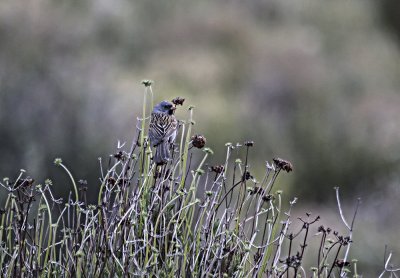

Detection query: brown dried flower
xmin=172 ymin=97 xmax=185 ymax=106
xmin=113 ymin=151 xmax=127 ymax=161
xmin=191 ymin=134 xmax=206 ymax=149
xmin=211 ymin=165 xmax=224 ymax=174
xmin=107 ymin=177 xmax=116 ymax=186
xmin=244 ymin=141 xmax=254 ymax=147
xmin=262 ymin=194 xmax=273 ymax=202
xmin=244 ymin=171 xmax=253 ymax=180
xmin=273 ymin=158 xmax=293 ymax=173
xmin=335 ymin=259 xmax=350 ymax=268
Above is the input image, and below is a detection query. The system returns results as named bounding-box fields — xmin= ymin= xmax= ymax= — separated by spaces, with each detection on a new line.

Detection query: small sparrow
xmin=149 ymin=101 xmax=178 ymax=164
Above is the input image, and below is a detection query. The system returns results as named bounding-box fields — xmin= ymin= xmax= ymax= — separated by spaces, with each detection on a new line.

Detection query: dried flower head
xmin=244 ymin=171 xmax=253 ymax=180
xmin=262 ymin=194 xmax=273 ymax=202
xmin=335 ymin=259 xmax=350 ymax=268
xmin=250 ymin=186 xmax=265 ymax=195
xmin=113 ymin=151 xmax=127 ymax=161
xmin=211 ymin=165 xmax=224 ymax=174
xmin=141 ymin=79 xmax=153 ymax=87
xmin=244 ymin=141 xmax=254 ymax=147
xmin=54 ymin=158 xmax=63 ymax=166
xmin=172 ymin=97 xmax=185 ymax=106
xmin=107 ymin=177 xmax=116 ymax=186
xmin=273 ymin=157 xmax=293 ymax=173
xmin=318 ymin=225 xmax=327 ymax=233
xmin=191 ymin=134 xmax=206 ymax=149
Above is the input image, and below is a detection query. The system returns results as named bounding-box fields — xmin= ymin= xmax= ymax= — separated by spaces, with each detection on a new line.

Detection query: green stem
xmin=179 ymin=108 xmax=194 ymax=191
xmin=260 ymin=193 xmax=282 ymax=274
xmin=0 ymin=194 xmax=10 ymax=268
xmin=97 ymin=161 xmax=121 ymax=206
xmin=38 ymin=188 xmax=53 ymax=271
xmin=60 ymin=163 xmax=79 ymax=203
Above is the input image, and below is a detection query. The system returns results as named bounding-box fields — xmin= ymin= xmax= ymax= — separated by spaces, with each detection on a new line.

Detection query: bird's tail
xmin=154 ymin=142 xmax=171 ymax=165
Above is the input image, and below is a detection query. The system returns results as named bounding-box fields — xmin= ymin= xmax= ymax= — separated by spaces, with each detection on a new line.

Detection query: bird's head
xmin=153 ymin=100 xmax=176 ymax=115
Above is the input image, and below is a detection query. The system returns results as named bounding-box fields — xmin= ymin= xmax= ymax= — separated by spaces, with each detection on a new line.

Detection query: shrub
xmin=0 ymin=82 xmax=396 ymax=277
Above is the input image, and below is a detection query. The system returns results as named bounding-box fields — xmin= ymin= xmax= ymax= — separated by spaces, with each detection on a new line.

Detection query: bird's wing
xmin=149 ymin=113 xmax=177 ymax=146
xmin=165 ymin=115 xmax=178 ymax=142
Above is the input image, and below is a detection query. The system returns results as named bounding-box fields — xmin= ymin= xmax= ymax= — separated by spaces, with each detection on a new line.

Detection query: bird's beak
xmin=168 ymin=106 xmax=176 ymax=115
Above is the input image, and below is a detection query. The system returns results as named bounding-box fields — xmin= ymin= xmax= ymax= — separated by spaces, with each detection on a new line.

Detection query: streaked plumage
xmin=149 ymin=101 xmax=178 ymax=164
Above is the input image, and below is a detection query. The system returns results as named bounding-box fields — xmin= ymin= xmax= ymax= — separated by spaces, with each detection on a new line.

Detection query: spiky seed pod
xmin=273 ymin=157 xmax=293 ymax=172
xmin=191 ymin=134 xmax=206 ymax=149
xmin=172 ymin=97 xmax=185 ymax=106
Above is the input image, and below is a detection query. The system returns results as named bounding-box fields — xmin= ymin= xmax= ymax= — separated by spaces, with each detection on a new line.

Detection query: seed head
xmin=211 ymin=165 xmax=224 ymax=174
xmin=273 ymin=157 xmax=293 ymax=173
xmin=244 ymin=141 xmax=254 ymax=147
xmin=172 ymin=97 xmax=185 ymax=106
xmin=262 ymin=194 xmax=273 ymax=202
xmin=54 ymin=158 xmax=63 ymax=166
xmin=191 ymin=134 xmax=206 ymax=149
xmin=113 ymin=151 xmax=127 ymax=161
xmin=244 ymin=171 xmax=253 ymax=180
xmin=335 ymin=259 xmax=350 ymax=268
xmin=141 ymin=79 xmax=153 ymax=87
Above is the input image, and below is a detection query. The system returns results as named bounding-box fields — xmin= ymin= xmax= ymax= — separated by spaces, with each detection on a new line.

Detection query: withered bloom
xmin=244 ymin=141 xmax=254 ymax=147
xmin=114 ymin=151 xmax=127 ymax=161
xmin=262 ymin=194 xmax=273 ymax=202
xmin=141 ymin=80 xmax=153 ymax=87
xmin=273 ymin=157 xmax=293 ymax=173
xmin=172 ymin=97 xmax=185 ymax=106
xmin=191 ymin=134 xmax=206 ymax=149
xmin=335 ymin=259 xmax=350 ymax=268
xmin=211 ymin=165 xmax=224 ymax=174
xmin=244 ymin=171 xmax=253 ymax=180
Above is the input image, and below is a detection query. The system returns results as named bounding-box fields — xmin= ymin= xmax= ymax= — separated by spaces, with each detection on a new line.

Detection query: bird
xmin=149 ymin=100 xmax=178 ymax=165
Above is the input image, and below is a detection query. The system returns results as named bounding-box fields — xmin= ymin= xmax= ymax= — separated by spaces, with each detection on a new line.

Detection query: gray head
xmin=153 ymin=100 xmax=175 ymax=114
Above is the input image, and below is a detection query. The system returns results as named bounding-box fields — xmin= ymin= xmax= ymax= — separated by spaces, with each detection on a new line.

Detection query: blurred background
xmin=1 ymin=0 xmax=400 ymax=274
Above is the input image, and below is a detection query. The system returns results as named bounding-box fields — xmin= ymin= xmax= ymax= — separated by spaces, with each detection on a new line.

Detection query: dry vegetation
xmin=1 ymin=84 xmax=398 ymax=277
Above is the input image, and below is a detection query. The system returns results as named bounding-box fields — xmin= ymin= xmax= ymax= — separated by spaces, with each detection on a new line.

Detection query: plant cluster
xmin=0 ymin=82 xmax=398 ymax=277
